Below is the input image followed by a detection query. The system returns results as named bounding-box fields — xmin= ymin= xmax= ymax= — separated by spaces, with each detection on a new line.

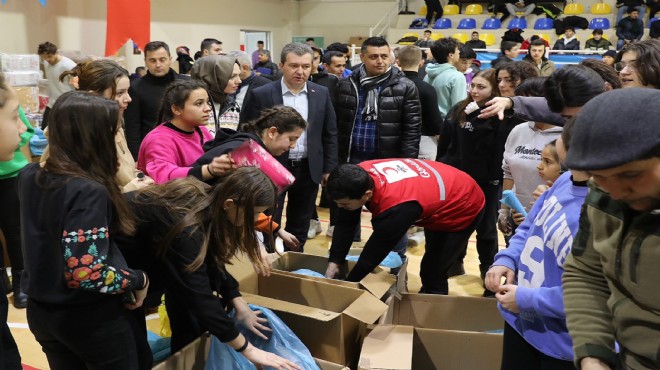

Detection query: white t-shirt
xmin=44 ymin=56 xmax=76 ymax=108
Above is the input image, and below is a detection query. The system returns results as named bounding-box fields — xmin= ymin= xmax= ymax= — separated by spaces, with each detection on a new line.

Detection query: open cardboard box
xmin=152 ymin=334 xmax=350 ymax=370
xmin=270 ymin=252 xmax=406 ymax=300
xmin=382 ymin=293 xmax=504 ymax=331
xmin=359 ymin=325 xmax=503 ymax=370
xmin=227 ymin=258 xmax=388 ymax=367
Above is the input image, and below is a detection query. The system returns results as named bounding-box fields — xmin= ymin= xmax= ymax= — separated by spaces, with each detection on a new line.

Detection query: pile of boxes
xmin=156 ymin=252 xmax=505 ymax=370
xmin=0 ymin=53 xmax=43 ymax=114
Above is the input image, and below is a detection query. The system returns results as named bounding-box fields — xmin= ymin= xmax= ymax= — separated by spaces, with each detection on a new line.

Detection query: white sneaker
xmin=326 ymin=225 xmax=335 ymax=237
xmin=307 ymin=219 xmax=322 ymax=239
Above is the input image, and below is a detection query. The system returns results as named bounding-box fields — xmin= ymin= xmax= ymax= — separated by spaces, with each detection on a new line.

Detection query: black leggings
xmin=0 ymin=177 xmax=24 ymax=271
xmin=0 ymin=284 xmax=21 ymax=369
xmin=501 ymin=322 xmax=577 ymax=370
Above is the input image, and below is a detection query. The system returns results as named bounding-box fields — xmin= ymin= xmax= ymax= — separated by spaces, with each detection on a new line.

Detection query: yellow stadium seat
xmin=538 ymin=33 xmax=552 ymax=44
xmin=591 ymin=2 xmax=611 ymax=14
xmin=602 ymin=33 xmax=609 ymax=40
xmin=465 ymin=4 xmax=484 ymax=15
xmin=564 ymin=3 xmax=584 ymax=15
xmin=419 ymin=5 xmax=427 ymax=15
xmin=452 ymin=33 xmax=469 ymax=43
xmin=430 ymin=33 xmax=444 ymax=40
xmin=403 ymin=32 xmax=420 ymax=39
xmin=445 ymin=4 xmax=460 ymax=15
xmin=479 ymin=33 xmax=496 ymax=46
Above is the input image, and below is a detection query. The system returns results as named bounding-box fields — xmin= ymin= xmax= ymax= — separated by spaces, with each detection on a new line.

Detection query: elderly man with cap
xmin=561 ymin=88 xmax=660 ymax=370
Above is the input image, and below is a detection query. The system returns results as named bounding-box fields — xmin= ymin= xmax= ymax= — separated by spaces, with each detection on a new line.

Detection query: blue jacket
xmin=493 ymin=172 xmax=588 ymax=360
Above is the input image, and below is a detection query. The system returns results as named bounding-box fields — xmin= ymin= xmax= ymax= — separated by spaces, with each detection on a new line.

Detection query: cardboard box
xmin=359 ymin=325 xmax=503 ymax=370
xmin=14 ymin=86 xmax=39 ymax=114
xmin=152 ymin=334 xmax=350 ymax=370
xmin=270 ymin=252 xmax=401 ymax=299
xmin=0 ymin=54 xmax=40 ymax=72
xmin=4 ymin=71 xmax=41 ymax=86
xmin=227 ymin=258 xmax=388 ymax=367
xmin=383 ymin=293 xmax=504 ymax=332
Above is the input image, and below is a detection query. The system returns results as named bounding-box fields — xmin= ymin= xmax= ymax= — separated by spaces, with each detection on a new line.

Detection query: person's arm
xmin=327 ymin=207 xmax=362 ymax=267
xmin=435 ymin=115 xmax=455 ymax=162
xmin=321 ymin=89 xmax=339 ymax=177
xmin=123 ymin=84 xmax=142 ymax=160
xmin=346 ymin=202 xmax=422 ymax=282
xmin=562 ymin=195 xmax=618 ymax=369
xmin=400 ymin=82 xmax=422 ymax=159
xmin=635 ymin=21 xmax=644 ymax=40
xmin=63 ymin=186 xmax=147 ymax=294
xmin=616 ymin=21 xmax=625 ymax=39
xmin=140 ymin=135 xmax=194 ymax=184
xmin=425 ymin=87 xmax=443 ymax=136
xmin=570 ymin=39 xmax=581 ymax=50
xmin=450 ymin=75 xmax=468 ymax=110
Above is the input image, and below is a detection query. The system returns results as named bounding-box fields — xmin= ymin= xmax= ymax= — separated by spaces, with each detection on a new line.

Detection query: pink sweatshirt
xmin=137 ymin=123 xmax=213 ymax=184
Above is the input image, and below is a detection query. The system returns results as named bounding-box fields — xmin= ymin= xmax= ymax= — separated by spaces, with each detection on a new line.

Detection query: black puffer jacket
xmin=334 ymin=68 xmax=421 ymax=163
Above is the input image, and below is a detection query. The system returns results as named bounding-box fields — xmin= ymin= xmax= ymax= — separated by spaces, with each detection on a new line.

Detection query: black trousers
xmin=0 ymin=284 xmax=21 ymax=370
xmin=27 ymin=298 xmax=149 ymax=370
xmin=0 ymin=177 xmax=24 ymax=271
xmin=501 ymin=322 xmax=577 ymax=370
xmin=457 ymin=182 xmax=500 ymax=273
xmin=424 ymin=0 xmax=444 ymax=24
xmin=41 ymin=106 xmax=51 ymax=130
xmin=420 ymin=209 xmax=484 ymax=294
xmin=273 ymin=159 xmax=319 ymax=251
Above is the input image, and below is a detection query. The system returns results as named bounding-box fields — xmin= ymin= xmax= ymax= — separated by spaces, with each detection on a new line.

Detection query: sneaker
xmin=326 ymin=225 xmax=335 ymax=237
xmin=307 ymin=219 xmax=322 ymax=239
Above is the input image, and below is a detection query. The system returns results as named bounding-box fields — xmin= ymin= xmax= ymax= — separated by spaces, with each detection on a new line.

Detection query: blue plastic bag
xmin=204 ymin=304 xmax=320 ymax=370
xmin=147 ymin=330 xmax=171 ymax=362
xmin=29 ymin=126 xmax=48 ymax=156
xmin=345 ymin=251 xmax=403 ymax=269
xmin=291 ymin=269 xmax=325 ymax=278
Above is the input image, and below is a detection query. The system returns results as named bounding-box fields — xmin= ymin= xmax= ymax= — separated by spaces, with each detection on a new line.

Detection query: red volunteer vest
xmin=360 ymin=159 xmax=485 ymax=232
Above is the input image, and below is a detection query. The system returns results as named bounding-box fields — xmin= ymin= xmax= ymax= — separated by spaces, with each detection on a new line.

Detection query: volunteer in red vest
xmin=324 ymin=158 xmax=485 ymax=294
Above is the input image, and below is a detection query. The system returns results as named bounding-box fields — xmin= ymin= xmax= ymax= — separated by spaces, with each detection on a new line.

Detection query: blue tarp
xmin=477 ymin=52 xmax=602 ymax=68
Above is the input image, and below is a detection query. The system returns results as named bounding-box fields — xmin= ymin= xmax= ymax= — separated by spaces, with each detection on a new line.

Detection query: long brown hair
xmin=60 ymin=59 xmax=129 ymax=96
xmin=450 ymin=69 xmax=498 ymax=127
xmin=135 ymin=167 xmax=277 ymax=272
xmin=241 ymin=105 xmax=307 ymax=138
xmin=43 ymin=91 xmax=135 ymax=234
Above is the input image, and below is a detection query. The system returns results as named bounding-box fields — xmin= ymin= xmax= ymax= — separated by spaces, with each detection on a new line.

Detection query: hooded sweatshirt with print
xmin=424 ymin=63 xmax=467 ymax=118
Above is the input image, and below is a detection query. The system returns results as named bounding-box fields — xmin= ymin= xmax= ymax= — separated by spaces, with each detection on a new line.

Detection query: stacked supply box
xmin=0 ymin=53 xmax=42 ymax=113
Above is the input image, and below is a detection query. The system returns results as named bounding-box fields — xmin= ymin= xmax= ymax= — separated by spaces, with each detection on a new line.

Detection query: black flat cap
xmin=566 ymin=88 xmax=660 ymax=170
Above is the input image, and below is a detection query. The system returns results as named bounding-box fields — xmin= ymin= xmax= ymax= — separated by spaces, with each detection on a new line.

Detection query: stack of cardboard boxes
xmin=0 ymin=53 xmax=41 ymax=114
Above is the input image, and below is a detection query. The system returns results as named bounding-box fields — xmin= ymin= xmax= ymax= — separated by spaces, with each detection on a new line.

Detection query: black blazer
xmin=239 ymin=79 xmax=338 ymax=184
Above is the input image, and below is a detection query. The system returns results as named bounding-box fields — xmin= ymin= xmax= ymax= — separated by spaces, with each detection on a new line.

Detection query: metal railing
xmin=369 ymin=1 xmax=400 ymax=37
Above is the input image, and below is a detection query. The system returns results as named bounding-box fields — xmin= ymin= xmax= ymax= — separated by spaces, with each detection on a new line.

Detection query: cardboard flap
xmin=359 ymin=325 xmax=413 ymax=370
xmin=241 ymin=292 xmax=341 ymax=322
xmin=315 ymin=358 xmax=351 ymax=370
xmin=359 ymin=269 xmax=396 ymax=299
xmin=344 ymin=290 xmax=389 ymax=324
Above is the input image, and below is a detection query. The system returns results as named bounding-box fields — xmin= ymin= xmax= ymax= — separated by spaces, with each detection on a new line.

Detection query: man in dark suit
xmin=240 ymin=43 xmax=338 ymax=250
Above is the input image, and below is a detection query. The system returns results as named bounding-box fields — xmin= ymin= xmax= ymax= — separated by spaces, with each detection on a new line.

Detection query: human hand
xmin=234 ymin=299 xmax=272 ymax=340
xmin=325 ymin=262 xmax=340 ymax=279
xmin=495 ymin=284 xmax=519 ymax=313
xmin=321 ymin=173 xmax=330 ymax=186
xmin=512 ymin=212 xmax=525 ymax=226
xmin=209 ymin=154 xmax=236 ymax=177
xmin=277 ymin=229 xmax=301 ymax=251
xmin=243 ymin=346 xmax=302 ymax=370
xmin=124 ymin=274 xmax=149 ymax=310
xmin=497 ymin=209 xmax=512 ymax=235
xmin=478 ymin=97 xmax=513 ymax=120
xmin=254 ymin=242 xmax=273 ymax=277
xmin=484 ymin=265 xmax=515 ymax=292
xmin=580 ymin=357 xmax=612 ymax=370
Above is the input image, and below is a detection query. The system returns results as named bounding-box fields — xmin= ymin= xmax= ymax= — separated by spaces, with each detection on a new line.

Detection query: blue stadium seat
xmin=508 ymin=17 xmax=528 ymax=29
xmin=534 ymin=18 xmax=554 ymax=30
xmin=433 ymin=18 xmax=453 ymax=29
xmin=458 ymin=18 xmax=477 ymax=29
xmin=589 ymin=18 xmax=611 ymax=29
xmin=482 ymin=18 xmax=502 ymax=29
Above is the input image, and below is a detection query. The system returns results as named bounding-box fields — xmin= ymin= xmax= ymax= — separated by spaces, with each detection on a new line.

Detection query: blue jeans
xmin=617 ymin=5 xmax=645 ymax=22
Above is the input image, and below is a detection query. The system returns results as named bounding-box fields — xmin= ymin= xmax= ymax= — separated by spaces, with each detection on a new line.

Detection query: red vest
xmin=360 ymin=159 xmax=485 ymax=232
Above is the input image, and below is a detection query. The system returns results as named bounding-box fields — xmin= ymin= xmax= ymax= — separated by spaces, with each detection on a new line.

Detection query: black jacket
xmin=402 ymin=71 xmax=442 ymax=136
xmin=124 ymin=69 xmax=189 ymax=159
xmin=491 ymin=55 xmax=513 ymax=69
xmin=311 ymin=70 xmax=339 ymax=105
xmin=334 ymin=68 xmax=422 ymax=163
xmin=465 ymin=40 xmax=487 ymax=49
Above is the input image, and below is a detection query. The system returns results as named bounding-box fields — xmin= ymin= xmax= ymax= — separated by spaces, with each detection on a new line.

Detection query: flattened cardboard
xmin=271 ymin=252 xmax=398 ymax=299
xmin=359 ymin=325 xmax=503 ymax=370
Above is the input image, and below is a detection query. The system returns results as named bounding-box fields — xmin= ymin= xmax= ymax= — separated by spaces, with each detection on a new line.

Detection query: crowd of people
xmin=0 ymin=34 xmax=658 ymax=370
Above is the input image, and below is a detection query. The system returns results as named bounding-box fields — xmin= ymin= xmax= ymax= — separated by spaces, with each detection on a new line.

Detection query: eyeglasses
xmin=614 ymin=60 xmax=636 ymax=72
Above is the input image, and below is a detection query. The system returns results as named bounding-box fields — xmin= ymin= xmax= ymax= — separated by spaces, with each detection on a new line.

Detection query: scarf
xmin=358 ymin=65 xmax=392 ymax=122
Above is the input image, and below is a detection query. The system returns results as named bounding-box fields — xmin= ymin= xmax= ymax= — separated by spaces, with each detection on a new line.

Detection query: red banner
xmin=105 ymin=0 xmax=150 ymax=56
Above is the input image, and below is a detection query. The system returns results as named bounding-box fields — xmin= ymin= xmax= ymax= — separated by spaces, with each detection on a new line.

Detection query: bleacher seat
xmin=433 ymin=18 xmax=453 ymax=29
xmin=590 ymin=3 xmax=611 ymax=14
xmin=403 ymin=32 xmax=420 ymax=38
xmin=564 ymin=3 xmax=584 ymax=15
xmin=445 ymin=4 xmax=460 ymax=15
xmin=508 ymin=17 xmax=528 ymax=29
xmin=452 ymin=33 xmax=469 ymax=43
xmin=458 ymin=18 xmax=477 ymax=29
xmin=650 ymin=17 xmax=660 ymax=27
xmin=419 ymin=5 xmax=427 ymax=15
xmin=534 ymin=18 xmax=554 ymax=30
xmin=465 ymin=4 xmax=483 ymax=15
xmin=538 ymin=33 xmax=552 ymax=43
xmin=589 ymin=18 xmax=611 ymax=29
xmin=482 ymin=18 xmax=502 ymax=29
xmin=480 ymin=33 xmax=497 ymax=46
xmin=430 ymin=33 xmax=444 ymax=40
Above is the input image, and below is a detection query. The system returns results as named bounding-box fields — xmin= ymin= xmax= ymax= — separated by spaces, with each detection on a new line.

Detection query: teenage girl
xmin=0 ymin=71 xmax=26 ymax=369
xmin=18 ymin=91 xmax=149 ymax=370
xmin=59 ymin=59 xmax=155 ymax=191
xmin=137 ymin=79 xmax=214 ymax=184
xmin=532 ymin=140 xmax=564 ymax=202
xmin=124 ymin=167 xmax=301 ymax=370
